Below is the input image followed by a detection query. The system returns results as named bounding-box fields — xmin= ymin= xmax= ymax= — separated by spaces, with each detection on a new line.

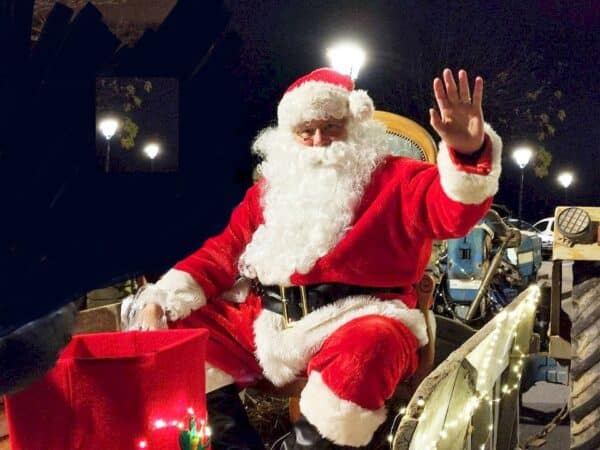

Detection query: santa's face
xmin=239 ymin=117 xmax=391 ymax=285
xmin=293 ymin=118 xmax=348 ymax=147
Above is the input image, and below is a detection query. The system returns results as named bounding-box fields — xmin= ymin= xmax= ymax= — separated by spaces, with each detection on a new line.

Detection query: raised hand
xmin=430 ymin=68 xmax=485 ymax=154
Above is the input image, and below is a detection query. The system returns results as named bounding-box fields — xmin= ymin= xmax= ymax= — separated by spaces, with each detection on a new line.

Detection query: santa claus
xmin=122 ymin=67 xmax=502 ymax=449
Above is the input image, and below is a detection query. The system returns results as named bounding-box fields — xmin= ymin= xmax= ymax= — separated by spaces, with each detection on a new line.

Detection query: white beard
xmin=238 ymin=120 xmax=390 ymax=285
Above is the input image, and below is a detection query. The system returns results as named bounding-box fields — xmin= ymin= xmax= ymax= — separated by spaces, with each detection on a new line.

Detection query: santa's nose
xmin=312 ymin=128 xmax=328 ymax=146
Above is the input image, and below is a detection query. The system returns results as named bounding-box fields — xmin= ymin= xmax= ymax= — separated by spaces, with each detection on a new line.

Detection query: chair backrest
xmin=372 ymin=111 xmax=437 ymax=164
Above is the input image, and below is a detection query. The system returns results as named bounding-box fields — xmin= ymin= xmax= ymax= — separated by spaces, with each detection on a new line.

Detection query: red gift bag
xmin=5 ymin=329 xmax=209 ymax=450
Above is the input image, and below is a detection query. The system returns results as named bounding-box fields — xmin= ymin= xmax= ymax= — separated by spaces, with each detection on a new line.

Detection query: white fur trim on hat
xmin=253 ymin=295 xmax=428 ymax=387
xmin=300 ymin=371 xmax=387 ymax=446
xmin=437 ymin=123 xmax=502 ymax=205
xmin=277 ymin=81 xmax=350 ymax=129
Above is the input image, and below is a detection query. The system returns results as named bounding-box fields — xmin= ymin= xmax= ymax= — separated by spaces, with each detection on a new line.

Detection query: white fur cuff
xmin=120 ymin=269 xmax=206 ymax=329
xmin=300 ymin=371 xmax=387 ymax=447
xmin=437 ymin=123 xmax=503 ymax=205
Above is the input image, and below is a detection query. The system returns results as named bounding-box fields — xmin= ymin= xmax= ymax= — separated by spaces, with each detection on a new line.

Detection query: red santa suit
xmin=122 ymin=68 xmax=502 ymax=447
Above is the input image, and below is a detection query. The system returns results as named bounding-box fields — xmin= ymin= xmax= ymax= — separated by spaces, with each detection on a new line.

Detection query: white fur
xmin=238 ymin=120 xmax=390 ymax=285
xmin=300 ymin=371 xmax=387 ymax=446
xmin=253 ymin=295 xmax=428 ymax=387
xmin=348 ymin=89 xmax=374 ymax=121
xmin=277 ymin=81 xmax=351 ymax=130
xmin=437 ymin=123 xmax=503 ymax=205
xmin=121 ymin=270 xmax=206 ymax=329
xmin=221 ymin=277 xmax=252 ymax=303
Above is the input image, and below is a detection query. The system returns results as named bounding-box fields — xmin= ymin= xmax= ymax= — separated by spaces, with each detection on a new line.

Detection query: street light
xmin=98 ymin=118 xmax=119 ymax=173
xmin=512 ymin=146 xmax=534 ymax=227
xmin=143 ymin=143 xmax=160 ymax=172
xmin=326 ymin=42 xmax=366 ymax=80
xmin=557 ymin=171 xmax=574 ymax=203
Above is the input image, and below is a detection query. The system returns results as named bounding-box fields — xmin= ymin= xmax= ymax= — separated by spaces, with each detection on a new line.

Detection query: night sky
xmin=223 ymin=0 xmax=598 ymax=222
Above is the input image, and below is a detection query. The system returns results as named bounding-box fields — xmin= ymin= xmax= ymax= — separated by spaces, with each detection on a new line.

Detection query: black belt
xmin=254 ymin=282 xmax=406 ymax=327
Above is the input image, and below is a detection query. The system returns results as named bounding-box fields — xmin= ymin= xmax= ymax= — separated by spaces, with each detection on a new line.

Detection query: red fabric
xmin=170 ymin=294 xmax=265 ymax=388
xmin=284 ymin=67 xmax=354 ymax=94
xmin=308 ymin=315 xmax=419 ymax=409
xmin=5 ymin=330 xmax=208 ymax=450
xmin=175 ymin=149 xmax=493 ymax=309
xmin=172 ymin=144 xmax=493 ymax=385
xmin=447 ymin=134 xmax=493 ymax=175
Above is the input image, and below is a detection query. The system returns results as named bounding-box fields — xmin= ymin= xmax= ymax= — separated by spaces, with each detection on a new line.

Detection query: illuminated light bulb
xmin=417 ymin=397 xmax=425 ymax=407
xmin=205 ymin=426 xmax=212 ymax=437
xmin=171 ymin=420 xmax=178 ymax=426
xmin=154 ymin=419 xmax=167 ymax=429
xmin=138 ymin=440 xmax=148 ymax=449
xmin=178 ymin=422 xmax=185 ymax=429
xmin=399 ymin=407 xmax=407 ymax=415
xmin=387 ymin=434 xmax=394 ymax=443
xmin=440 ymin=430 xmax=448 ymax=439
xmin=187 ymin=407 xmax=195 ymax=415
xmin=488 ymin=424 xmax=494 ymax=431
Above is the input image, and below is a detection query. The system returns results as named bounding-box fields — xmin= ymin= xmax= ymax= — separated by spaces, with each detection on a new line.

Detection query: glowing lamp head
xmin=99 ymin=118 xmax=119 ymax=140
xmin=512 ymin=147 xmax=533 ymax=169
xmin=557 ymin=172 xmax=573 ymax=188
xmin=326 ymin=43 xmax=366 ymax=80
xmin=144 ymin=143 xmax=160 ymax=160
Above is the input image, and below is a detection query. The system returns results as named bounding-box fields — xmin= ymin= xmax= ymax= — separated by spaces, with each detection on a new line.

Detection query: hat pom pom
xmin=348 ymin=89 xmax=374 ymax=122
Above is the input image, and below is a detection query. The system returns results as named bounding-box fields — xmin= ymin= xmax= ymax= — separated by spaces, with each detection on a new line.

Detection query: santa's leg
xmin=297 ymin=314 xmax=419 ymax=448
xmin=171 ymin=296 xmax=266 ymax=449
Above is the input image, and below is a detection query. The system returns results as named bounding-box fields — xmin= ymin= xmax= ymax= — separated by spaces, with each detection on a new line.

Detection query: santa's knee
xmin=299 ymin=315 xmax=420 ymax=447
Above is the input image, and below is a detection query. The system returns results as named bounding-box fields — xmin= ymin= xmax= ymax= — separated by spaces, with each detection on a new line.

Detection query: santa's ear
xmin=348 ymin=90 xmax=374 ymax=122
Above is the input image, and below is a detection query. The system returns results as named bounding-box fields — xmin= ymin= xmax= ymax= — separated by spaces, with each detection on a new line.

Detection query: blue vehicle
xmin=435 ymin=208 xmax=543 ymax=325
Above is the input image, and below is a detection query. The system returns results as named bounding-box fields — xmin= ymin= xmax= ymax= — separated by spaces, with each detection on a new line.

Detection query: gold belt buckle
xmin=279 ymin=285 xmax=310 ymax=328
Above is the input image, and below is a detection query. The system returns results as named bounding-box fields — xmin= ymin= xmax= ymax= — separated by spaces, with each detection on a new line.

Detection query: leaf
xmin=533 ymin=147 xmax=552 ymax=178
xmin=557 ymin=109 xmax=566 ymax=121
xmin=144 ymin=80 xmax=153 ymax=93
xmin=119 ymin=117 xmax=139 ymax=150
xmin=496 ymin=71 xmax=509 ymax=83
xmin=120 ymin=136 xmax=135 ymax=150
xmin=539 ymin=113 xmax=549 ymax=124
xmin=133 ymin=96 xmax=142 ymax=107
xmin=554 ymin=90 xmax=563 ymax=99
xmin=123 ymin=103 xmax=132 ymax=112
xmin=126 ymin=84 xmax=135 ymax=95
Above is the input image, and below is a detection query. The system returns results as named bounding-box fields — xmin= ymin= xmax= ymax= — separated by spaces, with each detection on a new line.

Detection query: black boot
xmin=279 ymin=415 xmax=340 ymax=450
xmin=207 ymin=384 xmax=265 ymax=450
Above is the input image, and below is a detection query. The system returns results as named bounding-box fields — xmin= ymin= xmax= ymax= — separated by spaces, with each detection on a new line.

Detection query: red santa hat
xmin=277 ymin=68 xmax=375 ymax=130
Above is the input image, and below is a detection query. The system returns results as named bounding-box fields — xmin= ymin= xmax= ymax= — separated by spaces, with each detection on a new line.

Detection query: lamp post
xmin=557 ymin=171 xmax=574 ymax=204
xmin=98 ymin=118 xmax=119 ymax=173
xmin=326 ymin=42 xmax=366 ymax=80
xmin=512 ymin=146 xmax=533 ymax=227
xmin=143 ymin=143 xmax=160 ymax=172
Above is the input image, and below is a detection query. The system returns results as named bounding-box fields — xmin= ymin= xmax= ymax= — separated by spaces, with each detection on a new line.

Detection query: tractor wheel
xmin=570 ymin=277 xmax=600 ymax=450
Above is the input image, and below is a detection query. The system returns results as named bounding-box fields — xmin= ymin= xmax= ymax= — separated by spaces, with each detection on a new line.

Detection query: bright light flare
xmin=512 ymin=146 xmax=533 ymax=169
xmin=326 ymin=42 xmax=366 ymax=80
xmin=144 ymin=143 xmax=160 ymax=160
xmin=557 ymin=171 xmax=574 ymax=188
xmin=98 ymin=118 xmax=119 ymax=140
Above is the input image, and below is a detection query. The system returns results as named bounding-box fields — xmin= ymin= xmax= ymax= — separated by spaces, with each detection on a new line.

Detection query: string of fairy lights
xmin=389 ymin=285 xmax=540 ymax=450
xmin=136 ymin=407 xmax=212 ymax=450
